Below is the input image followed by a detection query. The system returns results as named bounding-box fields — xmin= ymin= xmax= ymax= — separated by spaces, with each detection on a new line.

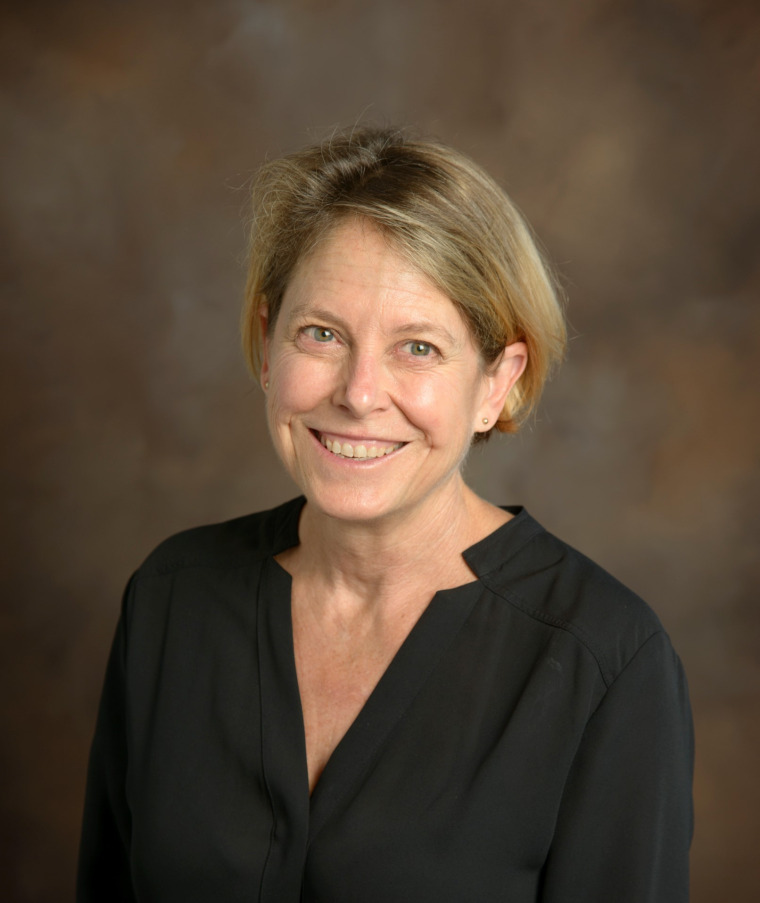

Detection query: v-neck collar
xmin=265 ymin=496 xmax=543 ymax=579
xmin=257 ymin=496 xmax=543 ymax=846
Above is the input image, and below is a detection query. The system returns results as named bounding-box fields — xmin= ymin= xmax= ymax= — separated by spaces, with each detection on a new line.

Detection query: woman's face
xmin=261 ymin=218 xmax=525 ymax=527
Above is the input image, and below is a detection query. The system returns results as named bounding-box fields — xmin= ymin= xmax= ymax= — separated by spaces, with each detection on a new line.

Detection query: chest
xmin=292 ymin=601 xmax=418 ymax=794
xmin=128 ymin=592 xmax=581 ymax=902
xmin=125 ymin=555 xmax=594 ymax=902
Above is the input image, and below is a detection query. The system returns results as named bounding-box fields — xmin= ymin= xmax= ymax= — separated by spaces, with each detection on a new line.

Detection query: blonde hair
xmin=242 ymin=126 xmax=566 ymax=437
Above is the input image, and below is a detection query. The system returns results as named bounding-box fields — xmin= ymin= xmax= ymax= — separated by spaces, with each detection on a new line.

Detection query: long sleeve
xmin=77 ymin=578 xmax=136 ymax=903
xmin=539 ymin=630 xmax=694 ymax=902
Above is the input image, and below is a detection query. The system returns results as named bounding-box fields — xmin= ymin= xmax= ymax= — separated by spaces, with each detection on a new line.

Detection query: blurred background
xmin=1 ymin=0 xmax=758 ymax=899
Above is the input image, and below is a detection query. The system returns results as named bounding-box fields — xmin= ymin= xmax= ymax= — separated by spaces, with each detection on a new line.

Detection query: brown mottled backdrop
xmin=1 ymin=0 xmax=758 ymax=899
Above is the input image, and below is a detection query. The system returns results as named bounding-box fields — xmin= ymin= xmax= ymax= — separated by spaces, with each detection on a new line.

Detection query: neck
xmin=284 ymin=478 xmax=508 ymax=614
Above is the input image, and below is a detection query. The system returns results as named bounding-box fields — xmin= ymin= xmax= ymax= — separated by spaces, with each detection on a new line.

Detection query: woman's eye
xmin=304 ymin=326 xmax=335 ymax=343
xmin=404 ymin=341 xmax=434 ymax=357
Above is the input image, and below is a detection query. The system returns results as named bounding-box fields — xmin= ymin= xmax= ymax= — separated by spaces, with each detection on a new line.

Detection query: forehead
xmin=282 ymin=219 xmax=468 ymax=332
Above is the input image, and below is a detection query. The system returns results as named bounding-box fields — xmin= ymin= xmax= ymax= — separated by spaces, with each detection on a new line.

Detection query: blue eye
xmin=407 ymin=341 xmax=433 ymax=357
xmin=306 ymin=326 xmax=335 ymax=343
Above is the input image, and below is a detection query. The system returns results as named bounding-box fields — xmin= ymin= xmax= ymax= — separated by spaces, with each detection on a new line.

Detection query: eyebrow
xmin=286 ymin=304 xmax=459 ymax=346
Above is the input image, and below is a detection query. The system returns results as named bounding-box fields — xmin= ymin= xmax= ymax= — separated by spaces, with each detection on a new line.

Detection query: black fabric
xmin=77 ymin=497 xmax=693 ymax=902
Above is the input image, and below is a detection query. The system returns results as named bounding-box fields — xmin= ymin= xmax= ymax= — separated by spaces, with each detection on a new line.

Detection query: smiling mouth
xmin=314 ymin=431 xmax=405 ymax=460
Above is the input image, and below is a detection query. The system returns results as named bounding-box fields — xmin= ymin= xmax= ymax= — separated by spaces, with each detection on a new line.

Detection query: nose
xmin=333 ymin=349 xmax=389 ymax=417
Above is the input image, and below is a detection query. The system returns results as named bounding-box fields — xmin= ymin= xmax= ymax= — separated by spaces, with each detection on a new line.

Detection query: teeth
xmin=320 ymin=435 xmax=401 ymax=459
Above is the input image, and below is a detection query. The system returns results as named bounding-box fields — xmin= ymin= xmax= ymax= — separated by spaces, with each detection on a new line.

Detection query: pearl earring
xmin=264 ymin=381 xmax=269 ymax=389
xmin=482 ymin=418 xmax=489 ymax=425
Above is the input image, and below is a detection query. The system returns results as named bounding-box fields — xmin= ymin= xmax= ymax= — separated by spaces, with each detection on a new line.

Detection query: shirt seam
xmin=475 ymin=572 xmax=660 ymax=688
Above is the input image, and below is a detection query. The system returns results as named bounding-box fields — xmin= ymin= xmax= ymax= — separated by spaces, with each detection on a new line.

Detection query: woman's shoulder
xmin=134 ymin=496 xmax=305 ymax=580
xmin=472 ymin=508 xmax=676 ymax=686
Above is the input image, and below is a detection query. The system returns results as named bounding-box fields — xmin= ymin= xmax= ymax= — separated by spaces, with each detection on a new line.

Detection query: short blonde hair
xmin=242 ymin=126 xmax=566 ymax=436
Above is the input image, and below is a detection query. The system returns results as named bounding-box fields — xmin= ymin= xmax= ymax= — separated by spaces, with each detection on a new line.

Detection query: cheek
xmin=268 ymin=354 xmax=334 ymax=418
xmin=403 ymin=380 xmax=441 ymax=425
xmin=399 ymin=373 xmax=478 ymax=441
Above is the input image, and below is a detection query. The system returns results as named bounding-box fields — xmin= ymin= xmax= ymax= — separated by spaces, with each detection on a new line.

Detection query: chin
xmin=304 ymin=486 xmax=408 ymax=526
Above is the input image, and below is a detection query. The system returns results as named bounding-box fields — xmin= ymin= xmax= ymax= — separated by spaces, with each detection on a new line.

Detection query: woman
xmin=78 ymin=127 xmax=693 ymax=902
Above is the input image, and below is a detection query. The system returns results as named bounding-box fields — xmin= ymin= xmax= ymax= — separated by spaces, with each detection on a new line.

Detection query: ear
xmin=259 ymin=304 xmax=270 ymax=387
xmin=475 ymin=341 xmax=528 ymax=432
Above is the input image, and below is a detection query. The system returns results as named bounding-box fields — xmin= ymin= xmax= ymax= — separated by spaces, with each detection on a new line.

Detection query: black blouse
xmin=77 ymin=497 xmax=693 ymax=902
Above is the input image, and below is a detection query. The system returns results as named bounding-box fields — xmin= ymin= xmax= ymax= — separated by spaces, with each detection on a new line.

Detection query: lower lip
xmin=309 ymin=430 xmax=405 ymax=465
